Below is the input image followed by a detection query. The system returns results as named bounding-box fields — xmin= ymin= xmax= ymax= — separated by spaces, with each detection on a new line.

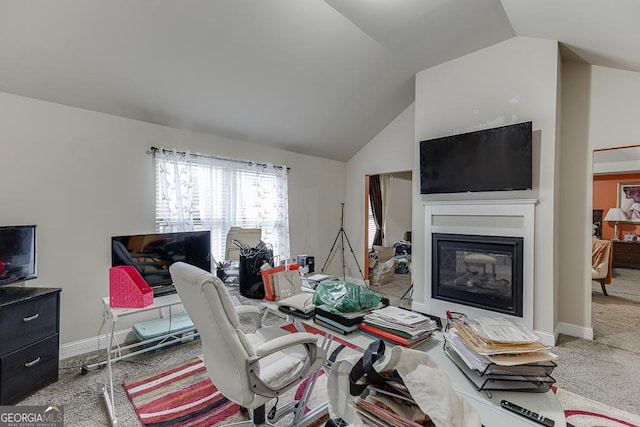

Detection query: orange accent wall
xmin=593 ymin=173 xmax=640 ymax=239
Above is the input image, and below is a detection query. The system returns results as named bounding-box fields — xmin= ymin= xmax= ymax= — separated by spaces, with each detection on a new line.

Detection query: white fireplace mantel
xmin=413 ymin=199 xmax=537 ymax=332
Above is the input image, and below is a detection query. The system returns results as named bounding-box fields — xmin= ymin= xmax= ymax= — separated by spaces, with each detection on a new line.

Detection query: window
xmin=154 ymin=149 xmax=290 ymax=263
xmin=367 ymin=202 xmax=376 ymax=251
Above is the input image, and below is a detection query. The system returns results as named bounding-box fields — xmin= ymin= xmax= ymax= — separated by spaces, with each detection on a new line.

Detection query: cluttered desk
xmin=100 ymin=245 xmax=567 ymax=427
xmin=250 ymin=272 xmax=566 ymax=427
xmin=292 ymin=311 xmax=565 ymax=427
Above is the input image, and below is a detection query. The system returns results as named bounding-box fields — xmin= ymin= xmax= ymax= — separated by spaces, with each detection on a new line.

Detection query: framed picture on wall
xmin=618 ymin=183 xmax=640 ymax=219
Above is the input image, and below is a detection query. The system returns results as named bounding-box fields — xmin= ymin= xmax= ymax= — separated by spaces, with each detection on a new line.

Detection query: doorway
xmin=364 ymin=171 xmax=412 ymax=301
xmin=591 ymin=146 xmax=640 ymax=353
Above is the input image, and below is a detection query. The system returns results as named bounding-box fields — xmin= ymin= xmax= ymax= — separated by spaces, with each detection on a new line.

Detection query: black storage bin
xmin=238 ymin=244 xmax=273 ymax=299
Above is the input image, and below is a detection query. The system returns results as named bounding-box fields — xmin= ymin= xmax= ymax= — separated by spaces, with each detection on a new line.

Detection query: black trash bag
xmin=237 ymin=240 xmax=273 ymax=299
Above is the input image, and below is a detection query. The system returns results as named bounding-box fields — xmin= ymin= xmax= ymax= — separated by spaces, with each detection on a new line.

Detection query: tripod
xmin=320 ymin=203 xmax=365 ymax=282
xmin=401 ymin=283 xmax=413 ymax=299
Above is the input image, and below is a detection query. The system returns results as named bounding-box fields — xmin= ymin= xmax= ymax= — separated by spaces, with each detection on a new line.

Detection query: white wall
xmin=343 ymin=104 xmax=415 ymax=281
xmin=0 ymin=91 xmax=346 ymax=349
xmin=344 ymin=38 xmax=630 ymax=342
xmin=559 ymin=63 xmax=640 ymax=333
xmin=413 ymin=37 xmax=561 ymax=338
xmin=350 ymin=48 xmax=640 ymax=340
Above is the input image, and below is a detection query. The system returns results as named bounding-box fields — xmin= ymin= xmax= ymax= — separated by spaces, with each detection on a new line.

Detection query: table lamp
xmin=604 ymin=208 xmax=628 ymax=241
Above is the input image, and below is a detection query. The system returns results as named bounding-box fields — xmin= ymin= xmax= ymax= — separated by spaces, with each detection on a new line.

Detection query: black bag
xmin=237 ymin=241 xmax=273 ymax=299
xmin=349 ymin=339 xmax=394 ymax=396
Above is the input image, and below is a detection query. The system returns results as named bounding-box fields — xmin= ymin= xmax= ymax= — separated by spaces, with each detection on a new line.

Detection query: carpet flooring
xmin=552 ymin=267 xmax=640 ymax=416
xmin=368 ymin=271 xmax=413 ymax=309
xmin=17 ymin=270 xmax=640 ymax=425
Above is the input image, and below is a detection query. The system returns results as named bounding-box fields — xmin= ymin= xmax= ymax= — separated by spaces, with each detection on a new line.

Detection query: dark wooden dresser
xmin=612 ymin=241 xmax=640 ymax=269
xmin=0 ymin=287 xmax=61 ymax=404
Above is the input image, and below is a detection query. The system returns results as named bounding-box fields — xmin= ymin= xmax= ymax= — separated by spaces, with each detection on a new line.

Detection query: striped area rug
xmin=552 ymin=386 xmax=640 ymax=427
xmin=123 ymin=356 xmax=239 ymax=427
xmin=123 ymin=323 xmax=359 ymax=426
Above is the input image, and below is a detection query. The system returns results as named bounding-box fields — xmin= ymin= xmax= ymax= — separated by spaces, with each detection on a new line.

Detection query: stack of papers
xmin=443 ymin=316 xmax=558 ymax=392
xmin=450 ymin=317 xmax=554 ymax=358
xmin=467 ymin=317 xmax=540 ymax=344
xmin=443 ymin=330 xmax=491 ymax=372
xmin=364 ymin=306 xmax=438 ymax=338
xmin=360 ymin=306 xmax=439 ymax=347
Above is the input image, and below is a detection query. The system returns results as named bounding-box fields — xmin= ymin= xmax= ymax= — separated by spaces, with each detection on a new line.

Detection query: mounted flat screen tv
xmin=420 ymin=122 xmax=532 ymax=194
xmin=111 ymin=230 xmax=211 ymax=288
xmin=0 ymin=225 xmax=38 ymax=287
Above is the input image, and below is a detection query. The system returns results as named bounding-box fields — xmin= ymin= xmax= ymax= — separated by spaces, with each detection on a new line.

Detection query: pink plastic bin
xmin=109 ymin=266 xmax=154 ymax=308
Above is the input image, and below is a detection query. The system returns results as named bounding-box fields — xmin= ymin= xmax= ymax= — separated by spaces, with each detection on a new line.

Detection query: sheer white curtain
xmin=154 ymin=148 xmax=290 ymax=263
xmin=155 ymin=148 xmax=195 ymax=231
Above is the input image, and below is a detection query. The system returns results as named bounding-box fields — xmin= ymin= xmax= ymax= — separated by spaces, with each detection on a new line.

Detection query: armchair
xmin=169 ymin=262 xmax=327 ymax=426
xmin=592 ymin=239 xmax=613 ymax=296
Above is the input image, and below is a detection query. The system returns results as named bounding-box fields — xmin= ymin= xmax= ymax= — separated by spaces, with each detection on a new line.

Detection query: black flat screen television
xmin=111 ymin=230 xmax=211 ymax=287
xmin=420 ymin=122 xmax=532 ymax=194
xmin=0 ymin=225 xmax=38 ymax=286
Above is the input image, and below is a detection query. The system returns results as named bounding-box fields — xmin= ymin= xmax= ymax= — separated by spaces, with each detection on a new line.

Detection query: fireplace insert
xmin=432 ymin=233 xmax=523 ymax=317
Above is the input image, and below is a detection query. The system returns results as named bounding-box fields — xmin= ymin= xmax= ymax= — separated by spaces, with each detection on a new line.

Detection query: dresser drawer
xmin=0 ymin=293 xmax=59 ymax=355
xmin=0 ymin=334 xmax=59 ymax=404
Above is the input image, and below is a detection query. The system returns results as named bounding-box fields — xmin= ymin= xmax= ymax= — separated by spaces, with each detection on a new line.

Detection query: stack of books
xmin=359 ymin=306 xmax=438 ymax=347
xmin=444 ymin=315 xmax=558 ymax=392
xmin=313 ymin=304 xmax=368 ymax=335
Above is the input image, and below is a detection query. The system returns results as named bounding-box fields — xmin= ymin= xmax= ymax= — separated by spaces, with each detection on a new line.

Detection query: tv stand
xmin=0 ymin=287 xmax=61 ymax=404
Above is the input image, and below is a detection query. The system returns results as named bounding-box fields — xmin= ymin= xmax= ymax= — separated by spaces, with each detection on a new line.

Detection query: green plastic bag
xmin=312 ymin=280 xmax=382 ymax=313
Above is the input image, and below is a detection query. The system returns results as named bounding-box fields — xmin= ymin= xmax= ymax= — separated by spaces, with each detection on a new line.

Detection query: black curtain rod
xmin=149 ymin=146 xmax=290 ymax=171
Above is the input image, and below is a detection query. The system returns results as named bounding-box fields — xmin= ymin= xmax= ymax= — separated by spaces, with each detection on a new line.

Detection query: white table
xmin=421 ymin=334 xmax=565 ymax=426
xmin=98 ymin=294 xmax=198 ymax=426
xmin=304 ymin=318 xmax=566 ymax=427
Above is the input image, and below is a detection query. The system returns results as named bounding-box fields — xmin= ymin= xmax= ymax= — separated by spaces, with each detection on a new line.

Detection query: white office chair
xmin=169 ymin=262 xmax=327 ymax=426
xmin=225 ymin=227 xmax=262 ymax=261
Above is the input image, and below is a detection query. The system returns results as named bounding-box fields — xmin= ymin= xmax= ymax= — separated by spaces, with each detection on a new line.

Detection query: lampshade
xmin=604 ymin=208 xmax=628 ymax=222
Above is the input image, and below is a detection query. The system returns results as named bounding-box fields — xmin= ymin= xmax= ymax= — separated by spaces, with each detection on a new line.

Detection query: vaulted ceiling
xmin=1 ymin=0 xmax=639 ymax=161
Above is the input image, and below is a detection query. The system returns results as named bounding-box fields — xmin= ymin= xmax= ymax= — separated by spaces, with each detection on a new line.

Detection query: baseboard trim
xmin=534 ymin=329 xmax=556 ymax=347
xmin=557 ymin=321 xmax=593 ymax=340
xmin=60 ymin=328 xmax=134 ymax=360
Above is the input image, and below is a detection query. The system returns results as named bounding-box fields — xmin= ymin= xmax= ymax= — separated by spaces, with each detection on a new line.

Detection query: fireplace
xmin=432 ymin=233 xmax=524 ymax=317
xmin=415 ymin=200 xmax=537 ymax=335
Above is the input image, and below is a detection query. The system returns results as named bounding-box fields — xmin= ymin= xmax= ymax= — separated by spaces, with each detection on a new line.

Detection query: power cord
xmin=268 ymin=396 xmax=279 ymax=420
xmin=80 ymin=317 xmax=107 ymax=375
